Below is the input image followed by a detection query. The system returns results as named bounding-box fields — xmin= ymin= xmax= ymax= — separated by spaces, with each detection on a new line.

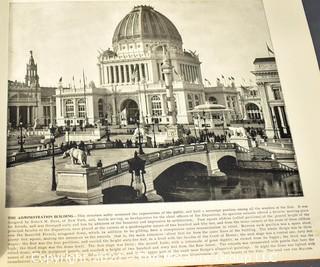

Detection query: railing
xmin=6 ymin=141 xmax=237 ymax=167
xmin=277 ymin=162 xmax=298 ymax=172
xmin=6 ymin=147 xmax=63 ymax=166
xmin=235 ymin=144 xmax=251 ymax=153
xmin=99 ymin=143 xmax=236 ymax=181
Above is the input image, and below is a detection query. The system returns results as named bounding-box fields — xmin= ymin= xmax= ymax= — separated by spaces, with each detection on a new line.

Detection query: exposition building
xmin=8 ymin=51 xmax=56 ymax=128
xmin=53 ymin=5 xmax=291 ymax=141
xmin=55 ymin=5 xmax=206 ymax=127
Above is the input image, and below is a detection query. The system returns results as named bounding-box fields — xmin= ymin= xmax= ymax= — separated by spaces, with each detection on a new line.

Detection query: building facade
xmin=252 ymin=57 xmax=291 ymax=139
xmin=55 ymin=82 xmax=108 ymax=127
xmin=56 ymin=5 xmax=206 ymax=127
xmin=7 ymin=51 xmax=56 ymax=128
xmin=238 ymin=85 xmax=264 ymax=121
xmin=204 ymin=80 xmax=242 ymax=121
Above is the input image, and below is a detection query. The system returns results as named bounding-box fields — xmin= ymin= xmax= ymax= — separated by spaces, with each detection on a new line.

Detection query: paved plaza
xmin=6 ymin=147 xmax=158 ymax=207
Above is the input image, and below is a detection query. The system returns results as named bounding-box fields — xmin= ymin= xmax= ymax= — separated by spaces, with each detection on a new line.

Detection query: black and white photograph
xmin=6 ymin=0 xmax=303 ymax=207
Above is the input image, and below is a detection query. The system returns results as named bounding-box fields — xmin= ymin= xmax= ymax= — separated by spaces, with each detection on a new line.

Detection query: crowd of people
xmin=59 ymin=141 xmax=91 ymax=155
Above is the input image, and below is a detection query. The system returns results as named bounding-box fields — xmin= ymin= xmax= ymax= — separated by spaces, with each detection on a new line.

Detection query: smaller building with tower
xmin=7 ymin=51 xmax=56 ymax=128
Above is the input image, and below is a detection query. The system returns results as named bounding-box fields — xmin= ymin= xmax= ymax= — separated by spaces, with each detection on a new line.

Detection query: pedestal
xmin=165 ymin=124 xmax=183 ymax=143
xmin=208 ymin=170 xmax=227 ymax=182
xmin=230 ymin=136 xmax=251 ymax=150
xmin=14 ymin=152 xmax=29 ymax=162
xmin=56 ymin=165 xmax=103 ymax=205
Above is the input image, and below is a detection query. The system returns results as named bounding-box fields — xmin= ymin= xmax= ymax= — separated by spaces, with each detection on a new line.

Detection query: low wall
xmin=238 ymin=160 xmax=295 ymax=172
xmin=238 ymin=160 xmax=280 ymax=170
xmin=67 ymin=127 xmax=106 ymax=142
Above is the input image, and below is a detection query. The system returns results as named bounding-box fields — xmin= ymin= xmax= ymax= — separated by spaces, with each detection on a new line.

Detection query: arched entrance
xmin=120 ymin=99 xmax=139 ymax=125
xmin=154 ymin=161 xmax=209 ymax=202
xmin=245 ymin=103 xmax=261 ymax=120
xmin=217 ymin=156 xmax=237 ymax=172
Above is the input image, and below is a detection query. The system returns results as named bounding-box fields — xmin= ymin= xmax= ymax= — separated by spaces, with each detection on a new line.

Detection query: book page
xmin=1 ymin=0 xmax=320 ymax=266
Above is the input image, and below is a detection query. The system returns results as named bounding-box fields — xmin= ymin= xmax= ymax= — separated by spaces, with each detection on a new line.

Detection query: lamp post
xmin=50 ymin=125 xmax=57 ymax=191
xmin=17 ymin=121 xmax=25 ymax=152
xmin=151 ymin=117 xmax=157 ymax=148
xmin=221 ymin=113 xmax=226 ymax=143
xmin=65 ymin=126 xmax=70 ymax=144
xmin=202 ymin=111 xmax=209 ymax=142
xmin=128 ymin=151 xmax=147 ymax=198
xmin=135 ymin=112 xmax=144 ymax=155
xmin=105 ymin=113 xmax=111 ymax=142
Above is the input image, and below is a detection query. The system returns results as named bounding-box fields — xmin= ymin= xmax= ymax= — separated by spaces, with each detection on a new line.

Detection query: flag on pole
xmin=82 ymin=69 xmax=86 ymax=89
xmin=266 ymin=43 xmax=274 ymax=55
xmin=204 ymin=78 xmax=211 ymax=85
xmin=59 ymin=77 xmax=62 ymax=82
xmin=221 ymin=75 xmax=225 ymax=78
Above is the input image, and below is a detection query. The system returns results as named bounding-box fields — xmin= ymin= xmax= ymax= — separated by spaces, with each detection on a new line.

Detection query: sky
xmin=8 ymin=0 xmax=273 ymax=87
xmin=302 ymin=0 xmax=320 ymax=68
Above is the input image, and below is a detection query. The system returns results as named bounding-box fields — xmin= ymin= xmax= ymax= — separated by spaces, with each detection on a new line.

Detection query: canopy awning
xmin=188 ymin=103 xmax=231 ymax=113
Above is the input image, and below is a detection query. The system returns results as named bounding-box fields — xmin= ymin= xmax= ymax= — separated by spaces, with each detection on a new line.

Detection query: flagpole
xmin=82 ymin=69 xmax=87 ymax=127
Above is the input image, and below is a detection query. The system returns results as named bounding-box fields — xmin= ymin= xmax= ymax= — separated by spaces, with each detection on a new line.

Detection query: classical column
xmin=112 ymin=93 xmax=117 ymax=125
xmin=104 ymin=66 xmax=108 ymax=84
xmin=27 ymin=106 xmax=30 ymax=125
xmin=108 ymin=66 xmax=111 ymax=84
xmin=129 ymin=64 xmax=133 ymax=82
xmin=99 ymin=65 xmax=102 ymax=85
xmin=50 ymin=99 xmax=54 ymax=125
xmin=113 ymin=66 xmax=117 ymax=84
xmin=145 ymin=63 xmax=149 ymax=81
xmin=192 ymin=66 xmax=195 ymax=81
xmin=185 ymin=65 xmax=189 ymax=81
xmin=102 ymin=65 xmax=105 ymax=84
xmin=123 ymin=65 xmax=128 ymax=83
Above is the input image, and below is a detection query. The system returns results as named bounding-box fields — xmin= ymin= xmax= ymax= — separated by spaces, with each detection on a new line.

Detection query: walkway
xmin=6 ymin=148 xmax=157 ymax=207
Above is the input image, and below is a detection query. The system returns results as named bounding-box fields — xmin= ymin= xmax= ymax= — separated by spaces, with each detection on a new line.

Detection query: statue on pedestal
xmin=62 ymin=148 xmax=88 ymax=166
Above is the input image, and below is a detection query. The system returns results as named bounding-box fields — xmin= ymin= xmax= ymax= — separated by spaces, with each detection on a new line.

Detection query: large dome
xmin=112 ymin=5 xmax=182 ymax=45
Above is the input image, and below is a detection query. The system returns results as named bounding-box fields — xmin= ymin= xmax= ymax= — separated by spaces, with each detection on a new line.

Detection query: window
xmin=188 ymin=94 xmax=193 ymax=109
xmin=208 ymin=96 xmax=218 ymax=104
xmin=246 ymin=103 xmax=261 ymax=120
xmin=272 ymin=86 xmax=282 ymax=100
xmin=232 ymin=97 xmax=236 ymax=109
xmin=226 ymin=96 xmax=231 ymax=108
xmin=98 ymin=99 xmax=104 ymax=118
xmin=78 ymin=99 xmax=86 ymax=118
xmin=194 ymin=95 xmax=200 ymax=106
xmin=65 ymin=99 xmax=74 ymax=118
xmin=151 ymin=95 xmax=162 ymax=116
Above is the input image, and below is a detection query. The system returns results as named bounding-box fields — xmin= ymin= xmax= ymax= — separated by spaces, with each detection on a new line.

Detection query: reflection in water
xmin=155 ymin=169 xmax=303 ymax=202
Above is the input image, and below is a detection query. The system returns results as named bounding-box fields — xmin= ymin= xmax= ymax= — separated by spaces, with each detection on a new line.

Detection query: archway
xmin=217 ymin=156 xmax=237 ymax=172
xmin=245 ymin=103 xmax=261 ymax=120
xmin=120 ymin=99 xmax=139 ymax=125
xmin=154 ymin=161 xmax=208 ymax=202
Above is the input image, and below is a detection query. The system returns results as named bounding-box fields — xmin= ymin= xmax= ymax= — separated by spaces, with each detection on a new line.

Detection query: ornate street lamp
xmin=65 ymin=126 xmax=70 ymax=144
xmin=128 ymin=151 xmax=147 ymax=198
xmin=202 ymin=111 xmax=209 ymax=142
xmin=17 ymin=121 xmax=26 ymax=152
xmin=151 ymin=117 xmax=157 ymax=148
xmin=134 ymin=112 xmax=144 ymax=155
xmin=50 ymin=125 xmax=57 ymax=191
xmin=105 ymin=113 xmax=111 ymax=142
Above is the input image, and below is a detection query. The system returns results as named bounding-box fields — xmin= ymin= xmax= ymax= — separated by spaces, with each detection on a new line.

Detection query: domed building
xmin=55 ymin=5 xmax=206 ymax=129
xmin=97 ymin=5 xmax=205 ymax=126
